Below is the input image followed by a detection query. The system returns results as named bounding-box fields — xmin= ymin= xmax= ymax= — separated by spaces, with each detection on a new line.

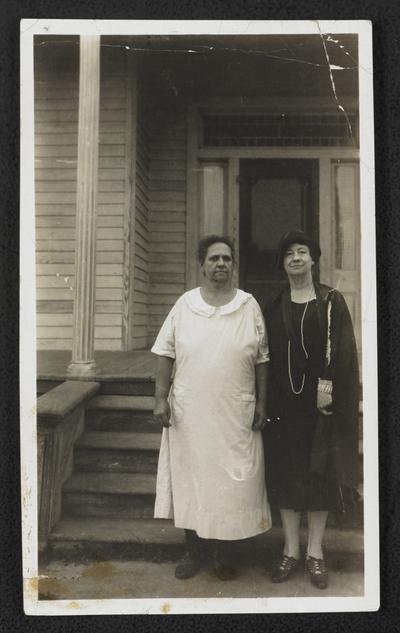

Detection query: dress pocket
xmin=170 ymin=386 xmax=185 ymax=425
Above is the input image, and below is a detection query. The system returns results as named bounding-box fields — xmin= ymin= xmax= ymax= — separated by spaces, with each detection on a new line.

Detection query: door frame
xmin=238 ymin=158 xmax=320 ymax=305
xmin=186 ymin=104 xmax=359 ymax=291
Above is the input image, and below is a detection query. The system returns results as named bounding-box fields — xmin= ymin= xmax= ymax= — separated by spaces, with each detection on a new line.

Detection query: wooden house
xmin=34 ymin=33 xmax=363 ymax=560
xmin=35 ymin=33 xmax=361 ymax=363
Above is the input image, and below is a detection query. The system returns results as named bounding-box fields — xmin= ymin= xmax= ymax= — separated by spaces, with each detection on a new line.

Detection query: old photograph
xmin=20 ymin=19 xmax=379 ymax=615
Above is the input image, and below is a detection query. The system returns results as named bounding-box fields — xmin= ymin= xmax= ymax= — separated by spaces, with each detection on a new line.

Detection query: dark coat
xmin=264 ymin=282 xmax=360 ymax=493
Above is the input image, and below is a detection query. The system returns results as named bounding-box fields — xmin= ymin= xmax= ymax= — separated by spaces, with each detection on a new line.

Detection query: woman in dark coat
xmin=263 ymin=230 xmax=359 ymax=590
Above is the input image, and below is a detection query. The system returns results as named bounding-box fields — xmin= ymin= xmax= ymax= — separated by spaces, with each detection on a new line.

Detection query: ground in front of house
xmin=38 ymin=553 xmax=363 ymax=602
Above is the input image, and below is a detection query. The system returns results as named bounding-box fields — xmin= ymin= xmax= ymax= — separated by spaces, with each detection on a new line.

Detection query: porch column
xmin=67 ymin=35 xmax=100 ymax=377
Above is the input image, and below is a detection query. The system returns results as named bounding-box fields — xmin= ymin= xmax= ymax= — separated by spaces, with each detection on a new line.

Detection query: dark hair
xmin=276 ymin=230 xmax=321 ymax=270
xmin=197 ymin=235 xmax=236 ymax=265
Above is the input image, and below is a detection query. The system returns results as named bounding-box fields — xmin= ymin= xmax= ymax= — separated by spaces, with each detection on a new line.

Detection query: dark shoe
xmin=271 ymin=555 xmax=299 ymax=583
xmin=306 ymin=556 xmax=328 ymax=589
xmin=174 ymin=551 xmax=201 ymax=580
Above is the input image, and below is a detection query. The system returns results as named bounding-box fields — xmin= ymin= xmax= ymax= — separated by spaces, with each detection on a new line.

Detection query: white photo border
xmin=20 ymin=18 xmax=379 ymax=615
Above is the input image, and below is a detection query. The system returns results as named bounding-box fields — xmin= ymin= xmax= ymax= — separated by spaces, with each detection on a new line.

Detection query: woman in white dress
xmin=152 ymin=235 xmax=271 ymax=580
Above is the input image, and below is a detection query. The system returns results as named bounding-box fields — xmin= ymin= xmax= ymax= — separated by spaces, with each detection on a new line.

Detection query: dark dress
xmin=263 ymin=283 xmax=359 ymax=513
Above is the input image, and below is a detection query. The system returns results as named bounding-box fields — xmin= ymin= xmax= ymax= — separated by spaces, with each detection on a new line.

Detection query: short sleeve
xmin=252 ymin=299 xmax=270 ymax=364
xmin=151 ymin=302 xmax=178 ymax=359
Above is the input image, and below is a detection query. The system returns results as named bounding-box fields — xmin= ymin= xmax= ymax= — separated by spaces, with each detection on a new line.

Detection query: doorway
xmin=239 ymin=159 xmax=319 ymax=310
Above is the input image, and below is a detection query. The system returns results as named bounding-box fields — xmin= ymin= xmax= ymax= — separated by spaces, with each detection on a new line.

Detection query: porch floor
xmin=37 ymin=350 xmax=156 ymax=383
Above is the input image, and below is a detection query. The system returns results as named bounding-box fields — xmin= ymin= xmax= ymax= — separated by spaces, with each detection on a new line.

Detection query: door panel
xmin=239 ymin=159 xmax=319 ymax=310
xmin=199 ymin=162 xmax=226 ymax=236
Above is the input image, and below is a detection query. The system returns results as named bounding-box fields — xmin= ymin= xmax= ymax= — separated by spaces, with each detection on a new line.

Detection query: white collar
xmin=184 ymin=287 xmax=252 ymax=317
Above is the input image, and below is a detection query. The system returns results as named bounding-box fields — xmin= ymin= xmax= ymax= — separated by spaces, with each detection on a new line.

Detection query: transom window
xmin=202 ymin=113 xmax=359 ymax=148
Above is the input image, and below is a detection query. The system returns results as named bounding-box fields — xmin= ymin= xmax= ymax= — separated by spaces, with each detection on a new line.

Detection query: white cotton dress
xmin=151 ymin=287 xmax=272 ymax=541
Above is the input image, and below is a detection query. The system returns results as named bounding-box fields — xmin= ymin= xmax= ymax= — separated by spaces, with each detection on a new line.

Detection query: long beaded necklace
xmin=287 ymin=286 xmax=314 ymax=395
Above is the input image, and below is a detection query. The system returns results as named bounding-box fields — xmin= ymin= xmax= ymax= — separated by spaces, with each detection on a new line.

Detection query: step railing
xmin=37 ymin=380 xmax=100 ymax=553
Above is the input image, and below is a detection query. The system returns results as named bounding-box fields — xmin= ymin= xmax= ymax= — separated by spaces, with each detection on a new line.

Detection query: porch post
xmin=67 ymin=35 xmax=100 ymax=377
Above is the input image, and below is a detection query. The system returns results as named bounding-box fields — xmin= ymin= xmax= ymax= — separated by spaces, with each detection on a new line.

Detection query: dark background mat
xmin=1 ymin=0 xmax=398 ymax=630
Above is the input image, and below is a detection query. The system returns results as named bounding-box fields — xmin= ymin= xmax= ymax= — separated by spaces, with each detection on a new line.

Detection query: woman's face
xmin=283 ymin=243 xmax=314 ymax=278
xmin=202 ymin=242 xmax=234 ymax=283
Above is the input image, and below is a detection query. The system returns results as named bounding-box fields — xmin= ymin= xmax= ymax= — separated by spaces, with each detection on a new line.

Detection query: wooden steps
xmin=74 ymin=449 xmax=158 ymax=474
xmin=64 ymin=472 xmax=157 ymax=495
xmin=44 ymin=380 xmax=364 ymax=564
xmin=86 ymin=395 xmax=155 ymax=411
xmin=85 ymin=395 xmax=159 ymax=433
xmin=57 ymin=392 xmax=162 ymax=529
xmin=76 ymin=431 xmax=161 ymax=451
xmin=51 ymin=517 xmax=183 ymax=545
xmin=63 ymin=471 xmax=157 ymax=520
xmin=74 ymin=431 xmax=161 ymax=473
xmin=63 ymin=493 xmax=155 ymax=520
xmin=48 ymin=517 xmax=183 ymax=562
xmin=97 ymin=381 xmax=155 ymax=396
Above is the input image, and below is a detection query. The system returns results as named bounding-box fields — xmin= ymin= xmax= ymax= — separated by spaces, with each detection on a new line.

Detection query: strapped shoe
xmin=174 ymin=551 xmax=201 ymax=580
xmin=271 ymin=555 xmax=299 ymax=583
xmin=306 ymin=556 xmax=328 ymax=590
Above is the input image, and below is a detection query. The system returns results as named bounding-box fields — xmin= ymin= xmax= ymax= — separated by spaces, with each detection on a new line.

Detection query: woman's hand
xmin=153 ymin=397 xmax=171 ymax=428
xmin=252 ymin=400 xmax=268 ymax=431
xmin=317 ymin=390 xmax=333 ymax=416
xmin=317 ymin=378 xmax=333 ymax=415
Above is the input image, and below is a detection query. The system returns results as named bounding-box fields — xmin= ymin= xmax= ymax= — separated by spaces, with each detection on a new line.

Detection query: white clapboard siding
xmin=130 ymin=103 xmax=150 ymax=350
xmin=147 ymin=109 xmax=187 ymax=334
xmin=34 ymin=58 xmax=77 ymax=351
xmin=37 ymin=313 xmax=122 ymax=326
xmin=35 ymin=46 xmax=129 ymax=350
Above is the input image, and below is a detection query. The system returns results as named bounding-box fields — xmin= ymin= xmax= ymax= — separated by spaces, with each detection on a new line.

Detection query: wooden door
xmin=239 ymin=159 xmax=319 ymax=310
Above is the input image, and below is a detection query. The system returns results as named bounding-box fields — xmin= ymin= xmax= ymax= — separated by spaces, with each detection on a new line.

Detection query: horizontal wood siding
xmin=35 ymin=46 xmax=129 ymax=351
xmin=148 ymin=112 xmax=187 ymax=342
xmin=35 ymin=51 xmax=78 ymax=350
xmin=95 ymin=56 xmax=127 ymax=351
xmin=132 ymin=100 xmax=150 ymax=349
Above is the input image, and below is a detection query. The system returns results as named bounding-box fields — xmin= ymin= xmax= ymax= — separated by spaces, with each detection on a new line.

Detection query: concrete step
xmin=63 ymin=472 xmax=157 ymax=519
xmin=47 ymin=517 xmax=364 ymax=565
xmin=85 ymin=395 xmax=159 ymax=433
xmin=74 ymin=432 xmax=161 ymax=473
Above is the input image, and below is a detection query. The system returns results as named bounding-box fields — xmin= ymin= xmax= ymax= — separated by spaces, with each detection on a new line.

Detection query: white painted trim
xmin=199 ymin=147 xmax=359 ymax=159
xmin=189 ymin=103 xmax=359 ymax=293
xmin=123 ymin=57 xmax=138 ymax=350
xmin=198 ymin=163 xmax=225 ymax=236
xmin=185 ymin=107 xmax=200 ymax=290
xmin=68 ymin=35 xmax=100 ymax=376
xmin=196 ymin=96 xmax=359 ymax=113
xmin=319 ymin=156 xmax=334 ymax=285
xmin=227 ymin=157 xmax=240 ymax=287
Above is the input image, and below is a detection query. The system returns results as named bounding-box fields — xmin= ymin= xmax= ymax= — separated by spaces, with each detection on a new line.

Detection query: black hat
xmin=276 ymin=230 xmax=321 ymax=270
